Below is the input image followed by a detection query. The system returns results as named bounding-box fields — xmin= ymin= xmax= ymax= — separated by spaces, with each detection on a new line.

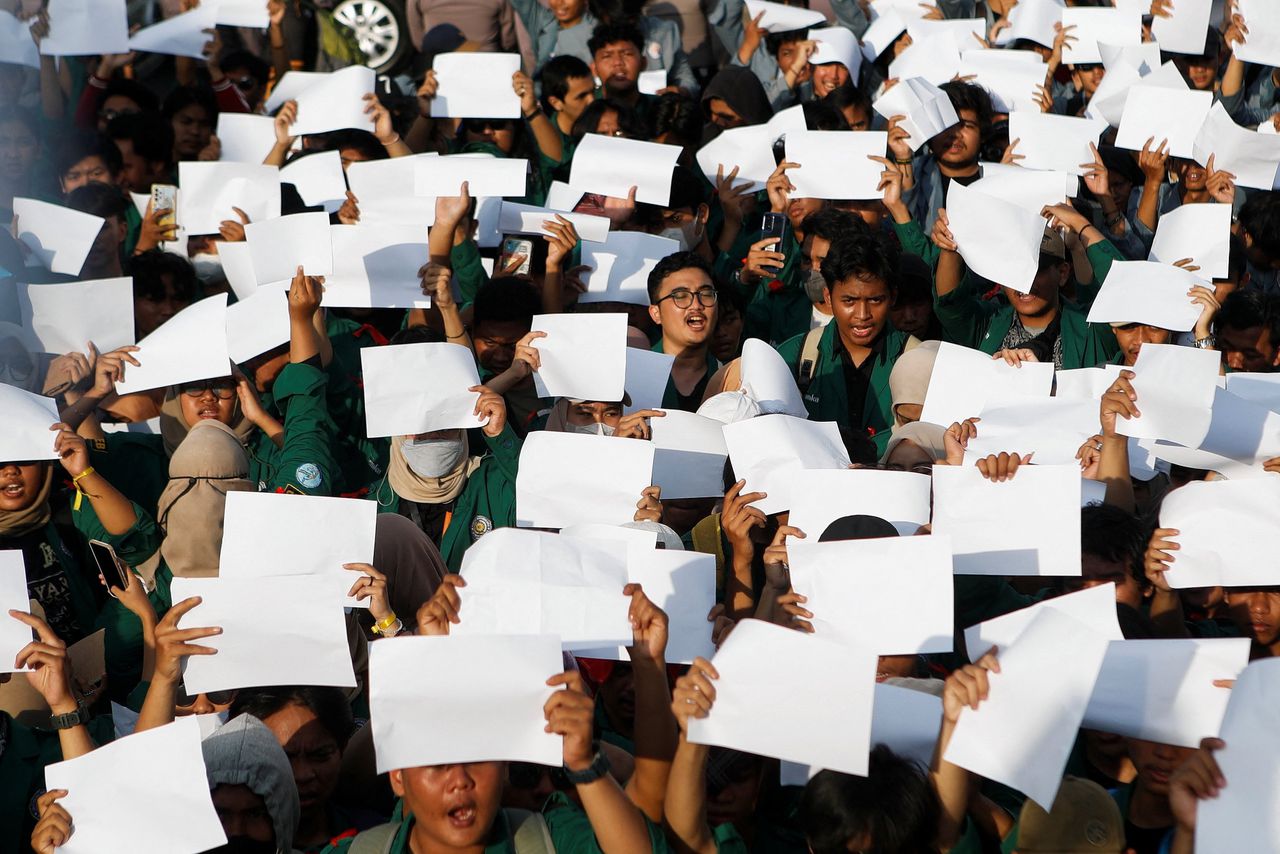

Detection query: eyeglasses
xmin=231 ymin=75 xmax=256 ymax=91
xmin=656 ymin=288 xmax=718 ymax=309
xmin=175 ymin=683 xmax=236 ymax=707
xmin=180 ymin=378 xmax=237 ymax=399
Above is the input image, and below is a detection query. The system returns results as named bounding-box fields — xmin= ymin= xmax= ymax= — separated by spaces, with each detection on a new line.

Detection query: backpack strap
xmin=795 ymin=325 xmax=825 ymax=393
xmin=346 ymin=821 xmax=400 ymax=854
xmin=507 ymin=808 xmax=555 ymax=854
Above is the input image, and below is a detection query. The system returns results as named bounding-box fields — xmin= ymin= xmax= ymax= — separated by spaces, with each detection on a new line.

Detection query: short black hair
xmin=220 ymin=50 xmax=271 ymax=85
xmin=1238 ymin=191 xmax=1280 ymax=262
xmin=472 ymin=276 xmax=541 ymax=329
xmin=570 ymin=98 xmax=646 ymax=140
xmin=766 ymin=28 xmax=810 ymax=58
xmin=820 ymin=229 xmax=898 ymax=293
xmin=101 ymin=78 xmax=159 ymax=114
xmin=539 ymin=54 xmax=594 ymax=107
xmin=801 ymin=746 xmax=942 ymax=854
xmin=821 ymin=83 xmax=872 ymax=123
xmin=324 ymin=129 xmax=388 ymax=162
xmin=646 ymin=250 xmax=714 ymax=303
xmin=1216 ymin=289 xmax=1280 ymax=341
xmin=1080 ymin=504 xmax=1149 ymax=590
xmin=162 ymin=85 xmax=218 ymax=122
xmin=389 ymin=325 xmax=446 ymax=345
xmin=802 ymin=99 xmax=847 ymax=131
xmin=106 ymin=111 xmax=175 ymax=168
xmin=800 ymin=208 xmax=866 ymax=244
xmin=65 ymin=181 xmax=129 ymax=221
xmin=652 ymin=93 xmax=703 ymax=149
xmin=129 ymin=250 xmax=199 ymax=303
xmin=230 ymin=686 xmax=355 ymax=751
xmin=55 ymin=130 xmax=123 ymax=179
xmin=940 ymin=80 xmax=993 ymax=138
xmin=588 ymin=21 xmax=645 ymax=56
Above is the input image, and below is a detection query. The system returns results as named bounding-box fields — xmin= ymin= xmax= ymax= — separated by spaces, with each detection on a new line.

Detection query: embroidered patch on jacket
xmin=295 ymin=463 xmax=322 ymax=489
xmin=470 ymin=515 xmax=494 ymax=541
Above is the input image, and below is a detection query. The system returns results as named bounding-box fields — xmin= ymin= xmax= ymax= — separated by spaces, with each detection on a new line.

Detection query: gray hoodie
xmin=202 ymin=714 xmax=301 ymax=854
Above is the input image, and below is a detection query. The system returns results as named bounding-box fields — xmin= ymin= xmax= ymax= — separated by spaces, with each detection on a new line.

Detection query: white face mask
xmin=400 ymin=436 xmax=466 ymax=478
xmin=804 ymin=268 xmax=828 ymax=304
xmin=565 ymin=421 xmax=616 ymax=436
xmin=657 ymin=219 xmax=703 ymax=252
xmin=190 ymin=252 xmax=225 ymax=286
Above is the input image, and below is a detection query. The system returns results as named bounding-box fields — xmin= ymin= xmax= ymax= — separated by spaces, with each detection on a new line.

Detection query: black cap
xmin=818 ymin=514 xmax=900 ymax=542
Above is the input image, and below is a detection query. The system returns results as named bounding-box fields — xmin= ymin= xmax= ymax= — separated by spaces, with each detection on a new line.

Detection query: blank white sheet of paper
xmin=516 ymin=432 xmax=655 ymax=529
xmin=1158 ymin=478 xmax=1280 ymax=589
xmin=429 ymin=53 xmax=522 ymax=119
xmin=1196 ymin=657 xmax=1280 ymax=854
xmin=1148 ymin=203 xmax=1231 ymax=280
xmin=789 ymin=534 xmax=954 ymax=654
xmin=346 ymin=155 xmax=438 ymax=228
xmin=787 ymin=468 xmax=931 ymax=538
xmin=1225 ymin=0 xmax=1280 ymax=68
xmin=127 ymin=3 xmax=217 ymax=59
xmin=12 ymin=197 xmax=104 ymax=276
xmin=958 ymin=49 xmax=1047 ymax=114
xmin=872 ymin=77 xmax=960 ymax=151
xmin=218 ymin=491 xmax=377 ymax=607
xmin=888 ymin=33 xmax=961 ymax=86
xmin=1194 ymin=386 xmax=1280 ymax=467
xmin=1115 ymin=85 xmax=1215 ymax=159
xmin=625 ymin=347 xmax=675 ymax=413
xmin=785 ymin=131 xmax=887 ymax=200
xmin=170 ymin=575 xmax=355 ymax=693
xmin=224 ymin=283 xmax=290 ymax=363
xmin=994 ymin=0 xmax=1059 ymax=48
xmin=945 ymin=180 xmax=1047 ymax=293
xmin=964 ymin=583 xmax=1123 ymax=662
xmin=0 ymin=552 xmax=33 ymax=674
xmin=650 ymin=409 xmax=730 ymax=500
xmin=499 ymin=202 xmax=610 ymax=244
xmin=961 ymin=397 xmax=1100 ymax=466
xmin=1192 ymin=101 xmax=1280 ymax=191
xmin=580 ymin=231 xmax=680 ymax=306
xmin=744 ymin=0 xmax=826 ymax=31
xmin=216 ymin=0 xmax=271 ymax=28
xmin=1085 ymin=260 xmax=1207 ymax=331
xmin=0 ymin=385 xmax=59 ymax=463
xmin=414 ymin=156 xmax=528 ymax=199
xmin=920 ymin=341 xmax=1054 ymax=427
xmin=360 ymin=342 xmax=484 ymax=437
xmin=568 ymin=134 xmax=683 ymax=206
xmin=1151 ymin=0 xmax=1212 ymax=54
xmin=245 ymin=211 xmax=333 ymax=282
xmin=178 ymin=162 xmax=281 ymax=236
xmin=18 ymin=277 xmax=134 ymax=355
xmin=1083 ymin=638 xmax=1249 ymax=748
xmin=369 ymin=634 xmax=564 ymax=772
xmin=40 ymin=0 xmax=129 ymax=57
xmin=279 ymin=150 xmax=347 ymax=208
xmin=1006 ymin=111 xmax=1107 ymax=175
xmin=113 ymin=294 xmax=231 ymax=395
xmin=530 ymin=313 xmax=628 ymax=402
xmin=740 ymin=337 xmax=807 ymax=417
xmin=1114 ymin=342 xmax=1219 ymax=447
xmin=931 ymin=464 xmax=1082 ymax=576
xmin=289 ymin=65 xmax=376 ymax=136
xmin=325 ymin=225 xmax=430 ymax=309
xmin=861 ymin=8 xmax=908 ymax=59
xmin=687 ymin=619 xmax=877 ymax=775
xmin=1061 ymin=6 xmax=1141 ymax=65
xmin=971 ymin=162 xmax=1077 ymax=213
xmin=0 ymin=12 xmax=38 ymax=69
xmin=945 ymin=608 xmax=1111 ymax=810
xmin=454 ymin=527 xmax=632 ymax=649
xmin=216 ymin=113 xmax=278 ymax=165
xmin=722 ymin=414 xmax=852 ymax=516
xmin=574 ymin=550 xmax=717 ymax=664
xmin=44 ymin=716 xmax=226 ymax=854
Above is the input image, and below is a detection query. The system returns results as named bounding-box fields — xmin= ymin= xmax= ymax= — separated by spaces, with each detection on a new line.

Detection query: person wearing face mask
xmin=545 ymin=396 xmax=667 ymax=440
xmin=373 ymin=385 xmax=520 ymax=571
xmin=640 ymin=167 xmax=711 ymax=259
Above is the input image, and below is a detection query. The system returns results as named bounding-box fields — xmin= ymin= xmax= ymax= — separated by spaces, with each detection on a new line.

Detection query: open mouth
xmin=447 ymin=804 xmax=477 ymax=828
xmin=196 ymin=406 xmax=220 ymax=419
xmin=686 ymin=314 xmax=707 ymax=332
xmin=1 ymin=483 xmax=24 ymax=499
xmin=849 ymin=323 xmax=875 ymax=338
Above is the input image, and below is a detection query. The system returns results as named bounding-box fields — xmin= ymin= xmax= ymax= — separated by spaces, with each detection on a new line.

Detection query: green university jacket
xmin=775 ymin=322 xmax=916 ymax=457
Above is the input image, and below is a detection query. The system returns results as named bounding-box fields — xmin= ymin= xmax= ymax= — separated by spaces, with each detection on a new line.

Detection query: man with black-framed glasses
xmin=646 ymin=251 xmax=721 ymax=412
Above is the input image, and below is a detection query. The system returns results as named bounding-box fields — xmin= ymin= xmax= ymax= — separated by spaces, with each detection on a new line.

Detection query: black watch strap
xmin=49 ymin=705 xmax=88 ymax=730
xmin=562 ymin=746 xmax=610 ymax=785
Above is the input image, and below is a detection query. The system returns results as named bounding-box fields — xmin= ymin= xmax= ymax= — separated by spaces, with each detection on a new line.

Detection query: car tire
xmin=331 ymin=0 xmax=411 ymax=74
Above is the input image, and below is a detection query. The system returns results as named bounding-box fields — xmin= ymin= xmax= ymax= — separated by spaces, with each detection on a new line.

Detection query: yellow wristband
xmin=71 ymin=467 xmax=95 ymax=511
xmin=372 ymin=612 xmax=399 ymax=634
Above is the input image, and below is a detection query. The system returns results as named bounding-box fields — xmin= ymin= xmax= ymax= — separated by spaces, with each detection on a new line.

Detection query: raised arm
xmin=663 ymin=657 xmax=721 ymax=854
xmin=622 ymin=585 xmax=678 ymax=823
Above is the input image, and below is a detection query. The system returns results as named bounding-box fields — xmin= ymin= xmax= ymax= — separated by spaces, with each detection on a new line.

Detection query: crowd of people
xmin=2 ymin=0 xmax=1279 ymax=851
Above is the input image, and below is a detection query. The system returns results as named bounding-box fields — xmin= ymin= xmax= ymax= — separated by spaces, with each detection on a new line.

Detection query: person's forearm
xmin=405 ymin=114 xmax=443 ymax=154
xmin=269 ymin=22 xmax=289 ymax=81
xmin=440 ymin=301 xmax=471 ymax=350
xmin=428 ymin=219 xmax=462 ymax=263
xmin=1222 ymin=55 xmax=1245 ymax=99
xmin=1098 ymin=435 xmax=1135 ymax=514
xmin=727 ymin=553 xmax=755 ymax=620
xmin=717 ymin=212 xmax=742 ymax=254
xmin=79 ymin=472 xmax=138 ymax=534
xmin=59 ymin=392 xmax=106 ymax=432
xmin=935 ymin=249 xmax=964 ymax=298
xmin=382 ymin=134 xmax=412 ymax=158
xmin=175 ymin=56 xmax=196 ymax=87
xmin=265 ymin=140 xmax=291 ymax=167
xmin=1149 ymin=588 xmax=1191 ymax=639
xmin=527 ymin=112 xmax=563 ymax=163
xmin=541 ymin=268 xmax=564 ymax=315
xmin=140 ymin=618 xmax=158 ymax=682
xmin=930 ymin=718 xmax=971 ymax=849
xmin=624 ymin=657 xmax=677 ymax=823
xmin=311 ymin=309 xmax=333 ymax=367
xmin=480 ymin=366 xmax=525 ymax=396
xmin=1170 ymin=826 xmax=1194 ymax=854
xmin=1137 ymin=182 xmax=1161 ymax=232
xmin=663 ymin=736 xmax=717 ymax=854
xmin=289 ymin=313 xmax=321 ymax=364
xmin=39 ymin=57 xmax=64 ymax=121
xmin=752 ymin=581 xmax=788 ymax=624
xmin=53 ymin=717 xmax=95 ymax=761
xmin=575 ymin=774 xmax=654 ymax=854
xmin=136 ymin=677 xmax=178 ymax=733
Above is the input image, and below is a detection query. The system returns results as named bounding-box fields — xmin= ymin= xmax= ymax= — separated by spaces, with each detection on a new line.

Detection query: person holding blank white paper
xmin=932 ymin=200 xmax=1120 ymax=369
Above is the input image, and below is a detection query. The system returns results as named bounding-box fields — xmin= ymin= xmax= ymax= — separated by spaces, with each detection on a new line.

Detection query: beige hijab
xmin=0 ymin=464 xmax=53 ymax=538
xmin=159 ymin=385 xmax=256 ymax=457
xmin=156 ymin=420 xmax=256 ymax=578
xmin=387 ymin=431 xmax=481 ymax=505
xmin=888 ymin=340 xmax=940 ymax=427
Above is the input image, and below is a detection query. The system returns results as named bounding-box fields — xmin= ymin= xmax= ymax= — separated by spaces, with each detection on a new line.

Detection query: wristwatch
xmin=1193 ymin=335 xmax=1216 ymax=349
xmin=49 ymin=705 xmax=89 ymax=730
xmin=562 ymin=745 xmax=610 ymax=785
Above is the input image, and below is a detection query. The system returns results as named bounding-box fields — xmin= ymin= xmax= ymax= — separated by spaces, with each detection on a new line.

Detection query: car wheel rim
xmin=332 ymin=0 xmax=401 ymax=67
